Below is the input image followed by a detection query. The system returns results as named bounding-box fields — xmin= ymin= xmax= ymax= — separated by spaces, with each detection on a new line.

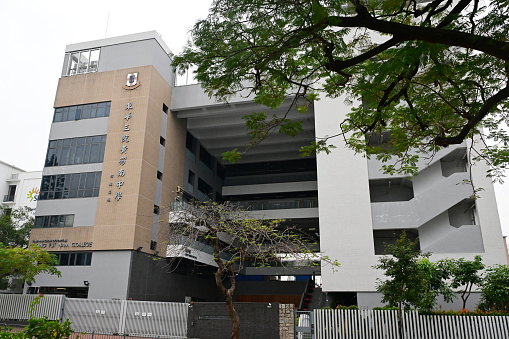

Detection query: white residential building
xmin=0 ymin=160 xmax=41 ymax=213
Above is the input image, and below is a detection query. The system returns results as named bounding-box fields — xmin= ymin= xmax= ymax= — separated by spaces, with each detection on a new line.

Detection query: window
xmin=216 ymin=163 xmax=225 ymax=180
xmin=199 ymin=146 xmax=214 ymax=170
xmin=157 ymin=171 xmax=163 ymax=180
xmin=187 ymin=170 xmax=195 ymax=193
xmin=369 ymin=178 xmax=414 ymax=203
xmin=55 ymin=252 xmax=92 ymax=266
xmin=45 ymin=135 xmax=106 ymax=167
xmin=53 ymin=102 xmax=110 ymax=123
xmin=39 ymin=172 xmax=101 ymax=200
xmin=154 ymin=205 xmax=160 ymax=215
xmin=35 ymin=215 xmax=74 ymax=228
xmin=197 ymin=178 xmax=213 ymax=201
xmin=186 ymin=132 xmax=197 ymax=154
xmin=162 ymin=104 xmax=168 ymax=114
xmin=373 ymin=229 xmax=420 ymax=255
xmin=64 ymin=49 xmax=100 ymax=76
xmin=3 ymin=185 xmax=16 ymax=202
xmin=150 ymin=240 xmax=157 ymax=250
xmin=160 ymin=136 xmax=166 ymax=146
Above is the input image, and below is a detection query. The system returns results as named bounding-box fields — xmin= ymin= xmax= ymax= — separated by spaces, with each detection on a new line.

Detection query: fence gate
xmin=296 ymin=310 xmax=314 ymax=339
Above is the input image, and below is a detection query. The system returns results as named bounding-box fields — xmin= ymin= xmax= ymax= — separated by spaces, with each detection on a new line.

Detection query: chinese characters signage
xmin=108 ymin=100 xmax=135 ymax=203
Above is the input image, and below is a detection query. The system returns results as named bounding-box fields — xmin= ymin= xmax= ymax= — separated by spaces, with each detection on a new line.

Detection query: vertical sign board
xmin=107 ymin=73 xmax=140 ymax=203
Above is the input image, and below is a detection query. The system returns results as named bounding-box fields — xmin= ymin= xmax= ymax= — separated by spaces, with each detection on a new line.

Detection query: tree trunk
xmin=462 ymin=283 xmax=473 ymax=310
xmin=225 ymin=292 xmax=240 ymax=339
xmin=212 ymin=236 xmax=240 ymax=339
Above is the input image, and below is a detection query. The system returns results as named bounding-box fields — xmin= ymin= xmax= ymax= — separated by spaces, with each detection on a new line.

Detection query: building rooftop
xmin=65 ymin=30 xmax=171 ymax=55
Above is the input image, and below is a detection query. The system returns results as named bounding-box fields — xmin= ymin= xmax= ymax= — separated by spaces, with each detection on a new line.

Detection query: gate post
xmin=295 ymin=310 xmax=314 ymax=339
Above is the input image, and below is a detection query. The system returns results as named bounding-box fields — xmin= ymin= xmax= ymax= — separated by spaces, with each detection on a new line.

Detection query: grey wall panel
xmin=49 ymin=118 xmax=109 ymax=140
xmin=43 ymin=163 xmax=103 ymax=176
xmin=127 ymin=253 xmax=223 ymax=302
xmin=154 ymin=179 xmax=162 ymax=206
xmin=371 ymin=172 xmax=472 ymax=230
xmin=158 ymin=145 xmax=165 ymax=173
xmin=99 ymin=40 xmax=174 ymax=86
xmin=187 ymin=303 xmax=280 ymax=339
xmin=151 ymin=214 xmax=159 ymax=241
xmin=160 ymin=113 xmax=167 ymax=137
xmin=171 ymin=84 xmax=255 ymax=111
xmin=422 ymin=224 xmax=484 ymax=253
xmin=367 ymin=143 xmax=464 ymax=180
xmin=35 ymin=198 xmax=99 ymax=227
xmin=66 ymin=31 xmax=171 ymax=54
xmin=234 ymin=281 xmax=307 ymax=296
xmin=34 ymin=251 xmax=132 ymax=300
xmin=248 ymin=208 xmax=319 ymax=219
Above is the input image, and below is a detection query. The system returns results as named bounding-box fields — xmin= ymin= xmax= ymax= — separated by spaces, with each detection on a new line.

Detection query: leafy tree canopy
xmin=375 ymin=231 xmax=430 ymax=311
xmin=0 ymin=244 xmax=60 ymax=288
xmin=374 ymin=231 xmax=427 ymax=337
xmin=173 ymin=0 xmax=509 ymax=178
xmin=478 ymin=264 xmax=509 ymax=312
xmin=450 ymin=255 xmax=484 ymax=309
xmin=0 ymin=206 xmax=34 ymax=248
xmin=418 ymin=257 xmax=455 ymax=312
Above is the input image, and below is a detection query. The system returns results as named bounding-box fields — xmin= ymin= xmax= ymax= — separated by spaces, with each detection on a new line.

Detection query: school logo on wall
xmin=123 ymin=72 xmax=140 ymax=90
xmin=27 ymin=187 xmax=39 ymax=202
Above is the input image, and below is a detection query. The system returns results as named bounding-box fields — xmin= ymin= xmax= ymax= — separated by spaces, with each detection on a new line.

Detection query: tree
xmin=0 ymin=244 xmax=60 ymax=289
xmin=0 ymin=206 xmax=34 ymax=248
xmin=417 ymin=258 xmax=455 ymax=313
xmin=164 ymin=200 xmax=337 ymax=339
xmin=375 ymin=231 xmax=424 ymax=337
xmin=450 ymin=255 xmax=485 ymax=310
xmin=173 ymin=0 xmax=509 ymax=178
xmin=478 ymin=264 xmax=509 ymax=312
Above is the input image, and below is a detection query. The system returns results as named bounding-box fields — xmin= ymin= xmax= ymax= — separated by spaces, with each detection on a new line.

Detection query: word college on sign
xmin=32 ymin=239 xmax=93 ymax=248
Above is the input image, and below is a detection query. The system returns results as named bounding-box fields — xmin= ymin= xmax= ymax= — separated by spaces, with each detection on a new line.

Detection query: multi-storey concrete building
xmin=30 ymin=31 xmax=507 ymax=308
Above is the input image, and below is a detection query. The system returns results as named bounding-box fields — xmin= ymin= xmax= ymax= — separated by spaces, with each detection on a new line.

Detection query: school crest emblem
xmin=123 ymin=73 xmax=140 ymax=90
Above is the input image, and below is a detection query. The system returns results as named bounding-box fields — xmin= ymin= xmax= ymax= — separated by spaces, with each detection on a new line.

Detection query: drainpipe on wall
xmin=504 ymin=236 xmax=509 ymax=266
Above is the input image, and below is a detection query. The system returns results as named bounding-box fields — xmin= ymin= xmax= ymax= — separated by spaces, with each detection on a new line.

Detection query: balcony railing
xmin=224 ymin=171 xmax=317 ymax=186
xmin=3 ymin=195 xmax=15 ymax=202
xmin=9 ymin=174 xmax=19 ymax=180
xmin=238 ymin=198 xmax=318 ymax=211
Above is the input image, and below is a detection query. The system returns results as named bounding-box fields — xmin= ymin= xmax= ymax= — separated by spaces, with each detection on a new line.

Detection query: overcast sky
xmin=0 ymin=0 xmax=507 ymax=237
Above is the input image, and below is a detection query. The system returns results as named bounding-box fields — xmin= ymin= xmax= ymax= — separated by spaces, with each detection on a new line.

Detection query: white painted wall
xmin=314 ymin=95 xmax=379 ymax=292
xmin=0 ymin=160 xmax=41 ymax=214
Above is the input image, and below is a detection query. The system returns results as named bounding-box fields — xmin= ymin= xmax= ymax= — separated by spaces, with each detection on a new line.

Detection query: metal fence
xmin=0 ymin=295 xmax=188 ymax=339
xmin=0 ymin=294 xmax=64 ymax=320
xmin=63 ymin=299 xmax=189 ymax=339
xmin=314 ymin=309 xmax=509 ymax=339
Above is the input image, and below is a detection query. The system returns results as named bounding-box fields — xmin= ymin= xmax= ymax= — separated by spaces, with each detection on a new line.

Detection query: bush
xmin=478 ymin=265 xmax=509 ymax=312
xmin=421 ymin=309 xmax=509 ymax=316
xmin=373 ymin=305 xmax=400 ymax=311
xmin=335 ymin=305 xmax=360 ymax=310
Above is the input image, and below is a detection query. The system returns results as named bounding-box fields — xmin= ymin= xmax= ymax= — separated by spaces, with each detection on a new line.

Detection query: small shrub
xmin=335 ymin=305 xmax=360 ymax=310
xmin=373 ymin=305 xmax=399 ymax=311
